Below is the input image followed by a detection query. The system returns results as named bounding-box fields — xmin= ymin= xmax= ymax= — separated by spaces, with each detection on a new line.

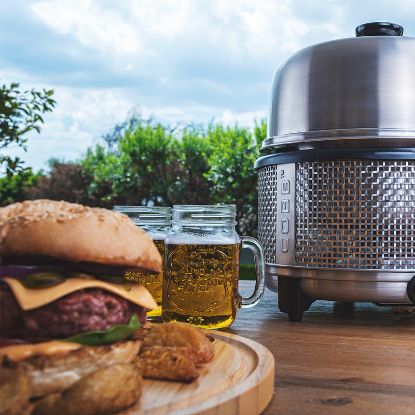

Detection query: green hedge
xmin=1 ymin=117 xmax=266 ymax=237
xmin=239 ymin=264 xmax=256 ymax=280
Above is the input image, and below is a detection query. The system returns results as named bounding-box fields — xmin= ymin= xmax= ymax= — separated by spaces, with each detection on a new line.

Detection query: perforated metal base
xmin=258 ymin=159 xmax=415 ymax=305
xmin=258 ymin=165 xmax=278 ymax=264
xmin=258 ymin=160 xmax=415 ymax=270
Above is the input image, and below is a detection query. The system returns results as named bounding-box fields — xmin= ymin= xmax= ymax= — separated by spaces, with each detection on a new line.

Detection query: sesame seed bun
xmin=0 ymin=200 xmax=162 ymax=273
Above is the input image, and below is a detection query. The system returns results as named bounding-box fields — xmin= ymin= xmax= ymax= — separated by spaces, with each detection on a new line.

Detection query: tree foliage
xmin=0 ymin=82 xmax=56 ymax=176
xmin=205 ymin=123 xmax=264 ymax=233
xmin=0 ymin=168 xmax=40 ymax=205
xmin=25 ymin=162 xmax=95 ymax=205
xmin=2 ymin=116 xmax=266 ymax=236
xmin=81 ymin=118 xmax=215 ymax=208
xmin=84 ymin=117 xmax=265 ymax=235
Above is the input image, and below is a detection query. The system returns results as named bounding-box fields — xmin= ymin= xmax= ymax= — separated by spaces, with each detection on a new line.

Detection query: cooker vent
xmin=258 ymin=166 xmax=278 ymax=264
xmin=258 ymin=160 xmax=415 ymax=269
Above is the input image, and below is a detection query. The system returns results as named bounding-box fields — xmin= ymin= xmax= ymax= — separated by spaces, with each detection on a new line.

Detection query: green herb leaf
xmin=64 ymin=314 xmax=141 ymax=346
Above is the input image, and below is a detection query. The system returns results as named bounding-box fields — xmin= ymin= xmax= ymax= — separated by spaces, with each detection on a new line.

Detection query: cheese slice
xmin=0 ymin=341 xmax=81 ymax=362
xmin=3 ymin=277 xmax=158 ymax=311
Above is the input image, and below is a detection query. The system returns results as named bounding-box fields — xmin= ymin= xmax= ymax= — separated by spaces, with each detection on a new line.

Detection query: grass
xmin=239 ymin=264 xmax=256 ymax=280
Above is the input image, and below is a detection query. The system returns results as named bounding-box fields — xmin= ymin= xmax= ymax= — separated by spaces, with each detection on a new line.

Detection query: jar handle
xmin=239 ymin=236 xmax=266 ymax=308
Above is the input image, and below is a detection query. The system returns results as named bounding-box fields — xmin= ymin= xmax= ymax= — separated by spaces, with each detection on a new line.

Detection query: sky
xmin=2 ymin=0 xmax=415 ymax=171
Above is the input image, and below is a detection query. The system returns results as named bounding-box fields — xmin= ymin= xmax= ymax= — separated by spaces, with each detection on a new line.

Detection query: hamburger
xmin=0 ymin=199 xmax=161 ymax=399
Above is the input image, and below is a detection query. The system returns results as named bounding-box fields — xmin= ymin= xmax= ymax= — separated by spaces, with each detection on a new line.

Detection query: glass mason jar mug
xmin=162 ymin=205 xmax=265 ymax=329
xmin=113 ymin=206 xmax=172 ymax=318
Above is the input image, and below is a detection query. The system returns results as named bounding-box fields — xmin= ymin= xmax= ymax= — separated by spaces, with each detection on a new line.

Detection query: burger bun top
xmin=0 ymin=200 xmax=162 ymax=273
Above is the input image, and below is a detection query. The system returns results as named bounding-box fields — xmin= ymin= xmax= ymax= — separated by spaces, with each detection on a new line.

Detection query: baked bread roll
xmin=0 ymin=199 xmax=161 ymax=272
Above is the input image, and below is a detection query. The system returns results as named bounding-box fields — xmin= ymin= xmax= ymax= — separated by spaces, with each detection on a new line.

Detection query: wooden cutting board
xmin=124 ymin=331 xmax=275 ymax=415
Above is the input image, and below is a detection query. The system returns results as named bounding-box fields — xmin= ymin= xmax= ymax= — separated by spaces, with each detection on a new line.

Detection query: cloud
xmin=30 ymin=1 xmax=148 ymax=57
xmin=2 ymin=87 xmax=134 ymax=168
xmin=1 ymin=0 xmax=414 ymax=170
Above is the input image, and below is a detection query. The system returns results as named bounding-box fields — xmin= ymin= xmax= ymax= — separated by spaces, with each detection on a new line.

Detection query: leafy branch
xmin=0 ymin=82 xmax=56 ymax=176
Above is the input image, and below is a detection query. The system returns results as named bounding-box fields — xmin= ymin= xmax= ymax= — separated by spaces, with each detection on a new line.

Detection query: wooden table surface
xmin=229 ymin=281 xmax=415 ymax=415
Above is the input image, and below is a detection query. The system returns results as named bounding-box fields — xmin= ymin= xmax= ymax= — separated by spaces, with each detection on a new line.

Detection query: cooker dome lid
xmin=264 ymin=22 xmax=415 ymax=151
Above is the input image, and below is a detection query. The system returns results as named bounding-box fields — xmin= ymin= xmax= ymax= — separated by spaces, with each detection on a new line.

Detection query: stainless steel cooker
xmin=255 ymin=22 xmax=415 ymax=321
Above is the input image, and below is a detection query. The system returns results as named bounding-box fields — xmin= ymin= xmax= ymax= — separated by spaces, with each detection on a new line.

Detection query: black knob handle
xmin=356 ymin=22 xmax=403 ymax=37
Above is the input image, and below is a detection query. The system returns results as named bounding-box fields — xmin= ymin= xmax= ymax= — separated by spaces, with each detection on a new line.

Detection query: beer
xmin=125 ymin=239 xmax=165 ymax=317
xmin=162 ymin=243 xmax=241 ymax=329
xmin=163 ymin=204 xmax=265 ymax=329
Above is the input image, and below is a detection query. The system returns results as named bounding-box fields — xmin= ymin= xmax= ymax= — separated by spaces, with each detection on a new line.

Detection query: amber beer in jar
xmin=163 ymin=205 xmax=265 ymax=329
xmin=113 ymin=206 xmax=171 ymax=318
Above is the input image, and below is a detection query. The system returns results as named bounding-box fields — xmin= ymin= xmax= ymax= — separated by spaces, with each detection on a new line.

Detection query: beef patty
xmin=0 ymin=283 xmax=146 ymax=339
